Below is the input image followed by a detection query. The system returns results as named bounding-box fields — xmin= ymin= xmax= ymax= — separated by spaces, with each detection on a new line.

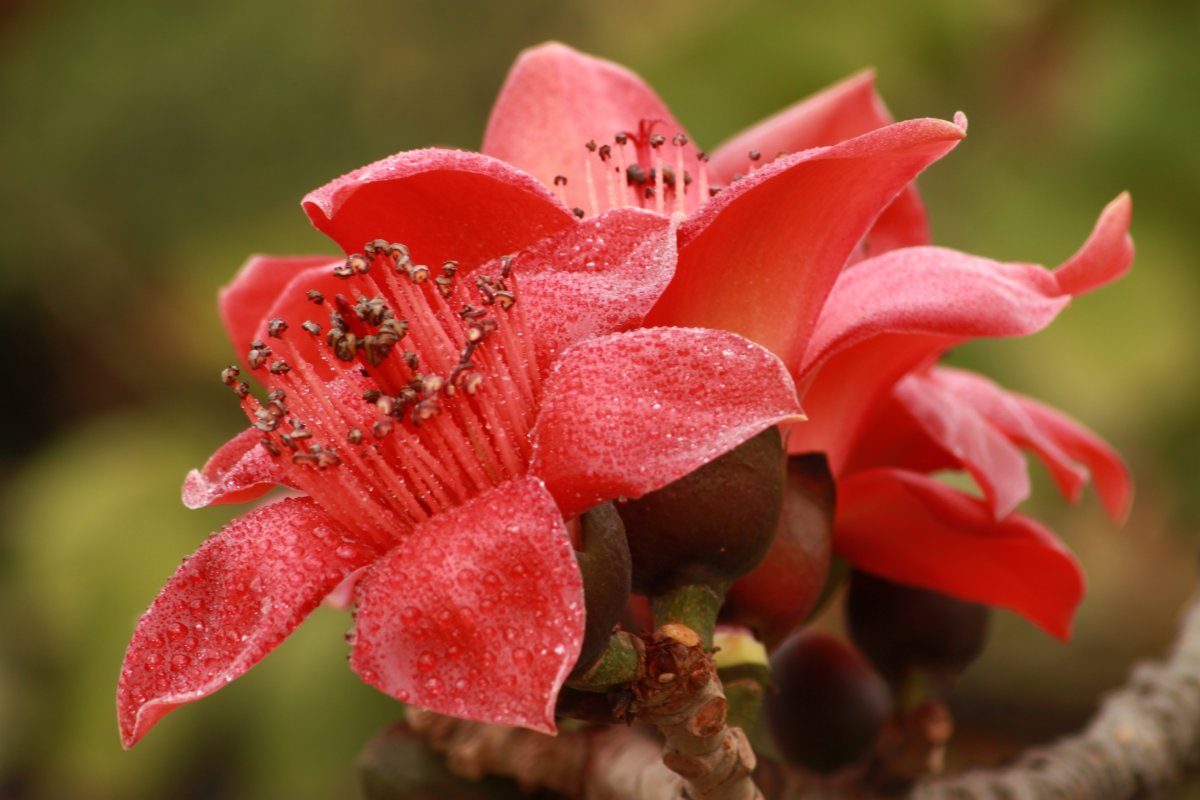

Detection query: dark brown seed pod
xmin=765 ymin=629 xmax=892 ymax=774
xmin=618 ymin=427 xmax=785 ymax=596
xmin=569 ymin=502 xmax=632 ymax=677
xmin=845 ymin=569 xmax=991 ymax=697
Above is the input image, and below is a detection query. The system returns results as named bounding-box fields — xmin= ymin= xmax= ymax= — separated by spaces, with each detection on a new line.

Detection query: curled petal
xmin=509 ymin=206 xmax=676 ymax=368
xmin=887 ymin=372 xmax=1032 ymax=519
xmin=182 ymin=427 xmax=289 ymax=509
xmin=117 ymin=497 xmax=376 ymax=748
xmin=708 ymin=70 xmax=891 ymax=184
xmin=835 ymin=468 xmax=1084 ymax=640
xmin=1053 ymin=193 xmax=1134 ymax=297
xmin=647 ymin=118 xmax=965 ymax=371
xmin=531 ymin=327 xmax=803 ymax=517
xmin=929 ymin=367 xmax=1132 ymax=522
xmin=219 ymin=255 xmax=338 ymax=354
xmin=708 ymin=69 xmax=930 ymax=255
xmin=1013 ymin=396 xmax=1132 ymax=523
xmin=483 ymin=42 xmax=701 ymax=214
xmin=350 ymin=477 xmax=584 ymax=734
xmin=801 ymin=247 xmax=1067 ymax=379
xmin=303 ymin=148 xmax=575 ymax=261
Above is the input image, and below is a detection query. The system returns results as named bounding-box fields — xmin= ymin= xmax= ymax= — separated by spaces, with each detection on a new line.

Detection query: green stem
xmin=566 ymin=630 xmax=642 ymax=691
xmin=649 ymin=582 xmax=726 ymax=650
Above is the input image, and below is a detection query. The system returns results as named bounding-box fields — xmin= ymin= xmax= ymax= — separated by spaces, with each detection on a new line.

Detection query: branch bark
xmin=407 ymin=592 xmax=1200 ymax=800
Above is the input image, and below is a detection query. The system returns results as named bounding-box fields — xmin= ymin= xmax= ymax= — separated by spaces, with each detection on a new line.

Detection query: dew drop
xmin=512 ymin=647 xmax=532 ymax=666
xmin=170 ymin=654 xmax=191 ymax=670
xmin=423 ymin=677 xmax=444 ymax=696
xmin=416 ymin=651 xmax=438 ymax=674
xmin=144 ymin=652 xmax=164 ymax=671
xmin=166 ymin=623 xmax=186 ymax=642
xmin=335 ymin=545 xmax=358 ymax=560
xmin=400 ymin=606 xmax=422 ymax=625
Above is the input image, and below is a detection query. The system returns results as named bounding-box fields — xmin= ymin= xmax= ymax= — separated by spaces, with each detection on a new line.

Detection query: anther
xmin=233 ymin=381 xmax=250 ymax=398
xmin=554 ymin=175 xmax=568 ymax=186
xmin=347 ymin=428 xmax=364 ymax=445
xmin=364 ymin=239 xmax=390 ymax=258
xmin=267 ymin=318 xmax=288 ymax=338
xmin=412 ymin=398 xmax=442 ymax=425
xmin=435 ymin=275 xmax=454 ymax=299
xmin=499 ymin=255 xmax=514 ymax=279
xmin=372 ymin=418 xmax=393 ymax=439
xmin=407 ymin=264 xmax=430 ymax=283
xmin=442 ymin=260 xmax=459 ymax=276
xmin=247 ymin=346 xmax=271 ymax=370
xmin=572 ymin=208 xmax=585 ymax=218
xmin=748 ymin=150 xmax=761 ymax=161
xmin=598 ymin=144 xmax=612 ymax=162
xmin=421 ymin=375 xmax=444 ymax=396
xmin=301 ymin=320 xmax=322 ymax=336
xmin=221 ymin=365 xmax=240 ymax=385
xmin=378 ymin=318 xmax=408 ymax=342
xmin=306 ymin=290 xmax=325 ymax=304
xmin=626 ymin=164 xmax=648 ymax=186
xmin=269 ymin=359 xmax=291 ymax=375
xmin=332 ymin=331 xmax=358 ymax=362
xmin=615 ymin=132 xmax=629 ymax=145
xmin=649 ymin=134 xmax=666 ymax=148
xmin=376 ymin=394 xmax=396 ymax=416
xmin=387 ymin=243 xmax=410 ymax=264
xmin=260 ymin=436 xmax=281 ymax=457
xmin=585 ymin=140 xmax=597 ymax=152
xmin=673 ymin=133 xmax=688 ymax=146
xmin=493 ymin=291 xmax=515 ymax=311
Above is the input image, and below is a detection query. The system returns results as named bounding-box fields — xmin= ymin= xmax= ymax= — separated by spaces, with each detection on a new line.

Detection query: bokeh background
xmin=1 ymin=0 xmax=1197 ymax=797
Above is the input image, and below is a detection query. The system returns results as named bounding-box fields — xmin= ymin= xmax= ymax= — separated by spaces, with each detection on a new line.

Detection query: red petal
xmin=510 ymin=206 xmax=676 ymax=369
xmin=835 ymin=469 xmax=1084 ymax=640
xmin=531 ymin=327 xmax=803 ymax=517
xmin=801 ymin=247 xmax=1067 ymax=379
xmin=925 ymin=367 xmax=1086 ymax=495
xmin=1053 ymin=193 xmax=1134 ymax=297
xmin=482 ymin=42 xmax=701 ymax=214
xmin=887 ymin=373 xmax=1031 ymax=518
xmin=708 ymin=70 xmax=891 ymax=184
xmin=350 ymin=477 xmax=584 ymax=733
xmin=117 ymin=497 xmax=376 ymax=747
xmin=709 ymin=70 xmax=930 ymax=258
xmin=1015 ymin=396 xmax=1133 ymax=523
xmin=181 ymin=427 xmax=289 ymax=509
xmin=219 ymin=255 xmax=338 ymax=354
xmin=646 ymin=118 xmax=965 ymax=372
xmin=303 ymin=148 xmax=575 ymax=261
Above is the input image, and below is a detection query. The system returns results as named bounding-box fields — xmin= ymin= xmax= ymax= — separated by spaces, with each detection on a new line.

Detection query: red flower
xmin=483 ymin=43 xmax=1132 ymax=640
xmin=117 ymin=149 xmax=802 ymax=747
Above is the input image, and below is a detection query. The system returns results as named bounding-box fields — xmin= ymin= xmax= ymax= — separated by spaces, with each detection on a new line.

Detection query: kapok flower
xmin=482 ymin=43 xmax=1132 ymax=640
xmin=117 ymin=148 xmax=802 ymax=748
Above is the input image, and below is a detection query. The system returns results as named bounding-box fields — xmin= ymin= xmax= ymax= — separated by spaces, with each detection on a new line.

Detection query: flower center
xmin=224 ymin=242 xmax=540 ymax=550
xmin=554 ymin=120 xmax=786 ymax=220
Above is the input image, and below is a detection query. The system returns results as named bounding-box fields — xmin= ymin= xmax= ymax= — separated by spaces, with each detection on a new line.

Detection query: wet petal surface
xmin=181 ymin=427 xmax=290 ymax=509
xmin=117 ymin=497 xmax=375 ymax=748
xmin=350 ymin=477 xmax=584 ymax=734
xmin=531 ymin=327 xmax=802 ymax=517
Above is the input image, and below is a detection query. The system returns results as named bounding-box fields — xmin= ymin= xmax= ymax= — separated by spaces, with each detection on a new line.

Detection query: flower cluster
xmin=118 ymin=42 xmax=1131 ymax=748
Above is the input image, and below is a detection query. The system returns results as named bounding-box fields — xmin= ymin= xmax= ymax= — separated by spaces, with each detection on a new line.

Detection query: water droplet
xmin=446 ymin=645 xmax=462 ymax=661
xmin=512 ymin=647 xmax=532 ymax=666
xmin=416 ymin=651 xmax=438 ymax=674
xmin=400 ymin=606 xmax=422 ymax=625
xmin=181 ymin=636 xmax=198 ymax=653
xmin=423 ymin=677 xmax=444 ymax=696
xmin=166 ymin=623 xmax=186 ymax=642
xmin=170 ymin=654 xmax=191 ymax=670
xmin=398 ymin=689 xmax=410 ymax=702
xmin=144 ymin=652 xmax=164 ymax=671
xmin=335 ymin=545 xmax=358 ymax=560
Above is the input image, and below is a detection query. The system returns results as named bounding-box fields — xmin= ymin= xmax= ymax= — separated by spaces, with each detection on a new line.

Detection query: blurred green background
xmin=1 ymin=0 xmax=1197 ymax=797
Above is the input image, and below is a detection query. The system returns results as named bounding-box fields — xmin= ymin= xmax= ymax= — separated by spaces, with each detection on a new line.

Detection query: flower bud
xmin=765 ymin=630 xmax=891 ymax=774
xmin=618 ymin=427 xmax=784 ymax=595
xmin=845 ymin=570 xmax=990 ymax=697
xmin=570 ymin=502 xmax=632 ymax=676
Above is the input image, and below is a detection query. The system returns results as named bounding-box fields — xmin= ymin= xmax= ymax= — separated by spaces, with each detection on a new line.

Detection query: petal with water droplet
xmin=218 ymin=254 xmax=339 ymax=355
xmin=531 ymin=327 xmax=803 ymax=517
xmin=117 ymin=497 xmax=375 ymax=748
xmin=182 ymin=427 xmax=290 ymax=509
xmin=511 ymin=206 xmax=676 ymax=368
xmin=350 ymin=476 xmax=583 ymax=734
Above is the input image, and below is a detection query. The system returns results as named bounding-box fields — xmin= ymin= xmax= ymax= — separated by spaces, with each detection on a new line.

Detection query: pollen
xmin=228 ymin=239 xmax=542 ymax=551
